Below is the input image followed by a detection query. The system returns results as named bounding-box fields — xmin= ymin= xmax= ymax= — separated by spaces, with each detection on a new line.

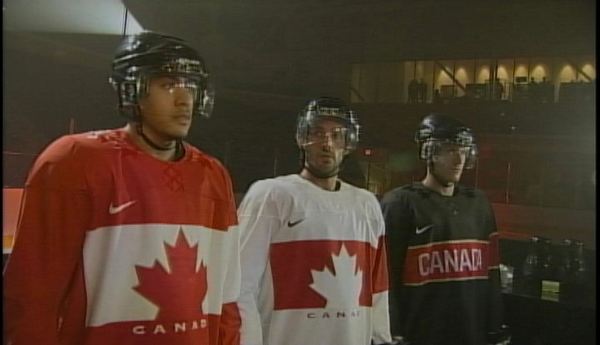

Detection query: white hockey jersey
xmin=237 ymin=174 xmax=391 ymax=345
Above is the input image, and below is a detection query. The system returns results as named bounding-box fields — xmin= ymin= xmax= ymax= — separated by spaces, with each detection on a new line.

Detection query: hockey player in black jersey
xmin=381 ymin=114 xmax=510 ymax=345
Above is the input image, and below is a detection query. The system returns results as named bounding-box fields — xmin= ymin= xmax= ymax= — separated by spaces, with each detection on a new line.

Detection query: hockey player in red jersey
xmin=381 ymin=114 xmax=511 ymax=345
xmin=4 ymin=32 xmax=241 ymax=345
xmin=236 ymin=97 xmax=393 ymax=345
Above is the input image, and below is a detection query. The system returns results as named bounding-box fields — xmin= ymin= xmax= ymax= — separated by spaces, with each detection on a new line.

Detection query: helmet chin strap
xmin=135 ymin=122 xmax=185 ymax=158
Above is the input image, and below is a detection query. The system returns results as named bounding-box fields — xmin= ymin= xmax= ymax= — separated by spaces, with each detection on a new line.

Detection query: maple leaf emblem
xmin=309 ymin=244 xmax=363 ymax=308
xmin=134 ymin=230 xmax=207 ymax=319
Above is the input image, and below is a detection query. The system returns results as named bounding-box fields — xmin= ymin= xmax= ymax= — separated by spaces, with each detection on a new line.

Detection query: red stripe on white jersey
xmin=270 ymin=240 xmax=380 ymax=310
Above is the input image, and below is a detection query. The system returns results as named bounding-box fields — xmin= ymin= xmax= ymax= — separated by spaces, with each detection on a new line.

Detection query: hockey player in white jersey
xmin=237 ymin=97 xmax=393 ymax=345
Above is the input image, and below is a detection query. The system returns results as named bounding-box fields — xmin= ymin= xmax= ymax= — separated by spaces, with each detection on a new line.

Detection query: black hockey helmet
xmin=295 ymin=97 xmax=360 ymax=151
xmin=109 ymin=31 xmax=214 ymax=119
xmin=415 ymin=113 xmax=477 ymax=169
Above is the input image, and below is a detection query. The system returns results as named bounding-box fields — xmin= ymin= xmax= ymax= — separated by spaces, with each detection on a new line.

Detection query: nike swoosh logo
xmin=416 ymin=224 xmax=434 ymax=234
xmin=109 ymin=200 xmax=137 ymax=214
xmin=287 ymin=219 xmax=304 ymax=227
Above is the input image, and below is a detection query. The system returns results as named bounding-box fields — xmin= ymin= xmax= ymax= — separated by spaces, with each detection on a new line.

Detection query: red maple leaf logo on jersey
xmin=133 ymin=230 xmax=207 ymax=320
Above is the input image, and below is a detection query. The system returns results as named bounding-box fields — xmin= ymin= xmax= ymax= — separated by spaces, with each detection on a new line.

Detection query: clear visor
xmin=145 ymin=73 xmax=215 ymax=117
xmin=432 ymin=141 xmax=472 ymax=156
xmin=429 ymin=140 xmax=477 ymax=168
xmin=305 ymin=126 xmax=349 ymax=148
xmin=150 ymin=74 xmax=200 ymax=93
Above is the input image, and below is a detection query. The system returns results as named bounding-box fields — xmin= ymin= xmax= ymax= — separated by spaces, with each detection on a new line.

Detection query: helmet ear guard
xmin=466 ymin=144 xmax=477 ymax=169
xmin=199 ymin=83 xmax=215 ymax=118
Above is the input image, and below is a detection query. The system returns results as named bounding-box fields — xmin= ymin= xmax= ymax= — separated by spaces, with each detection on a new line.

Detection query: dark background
xmin=2 ymin=1 xmax=596 ymax=343
xmin=4 ymin=0 xmax=595 ymax=193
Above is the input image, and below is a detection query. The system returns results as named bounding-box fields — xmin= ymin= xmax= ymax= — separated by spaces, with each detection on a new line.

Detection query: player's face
xmin=431 ymin=142 xmax=469 ymax=185
xmin=137 ymin=75 xmax=197 ymax=141
xmin=303 ymin=118 xmax=348 ymax=178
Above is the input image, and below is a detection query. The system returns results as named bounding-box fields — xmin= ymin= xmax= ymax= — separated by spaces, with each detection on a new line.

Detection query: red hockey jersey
xmin=4 ymin=129 xmax=241 ymax=345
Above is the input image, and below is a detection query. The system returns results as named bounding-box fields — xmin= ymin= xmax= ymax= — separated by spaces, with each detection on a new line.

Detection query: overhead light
xmin=4 ymin=0 xmax=144 ymax=35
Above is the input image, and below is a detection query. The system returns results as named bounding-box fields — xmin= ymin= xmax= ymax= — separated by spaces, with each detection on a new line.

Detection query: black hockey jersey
xmin=381 ymin=182 xmax=503 ymax=345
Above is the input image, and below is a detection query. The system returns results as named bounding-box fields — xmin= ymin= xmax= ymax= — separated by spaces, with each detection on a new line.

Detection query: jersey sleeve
xmin=3 ymin=136 xmax=91 ymax=345
xmin=371 ymin=199 xmax=393 ymax=344
xmin=379 ymin=189 xmax=415 ymax=338
xmin=484 ymin=197 xmax=505 ymax=336
xmin=216 ymin=165 xmax=242 ymax=345
xmin=236 ymin=181 xmax=281 ymax=345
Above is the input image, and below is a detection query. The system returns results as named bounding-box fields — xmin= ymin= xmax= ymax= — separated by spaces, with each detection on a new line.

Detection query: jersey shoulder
xmin=186 ymin=144 xmax=230 ymax=176
xmin=455 ymin=184 xmax=488 ymax=200
xmin=34 ymin=129 xmax=128 ymax=168
xmin=244 ymin=174 xmax=299 ymax=200
xmin=238 ymin=175 xmax=301 ymax=219
xmin=26 ymin=130 xmax=125 ymax=187
xmin=339 ymin=180 xmax=382 ymax=212
xmin=381 ymin=182 xmax=426 ymax=204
